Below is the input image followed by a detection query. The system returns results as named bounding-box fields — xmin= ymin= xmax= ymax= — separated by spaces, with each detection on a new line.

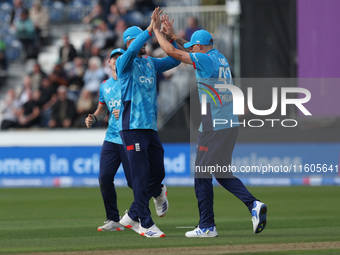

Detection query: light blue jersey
xmin=116 ymin=30 xmax=180 ymax=131
xmin=189 ymin=49 xmax=239 ymax=132
xmin=99 ymin=77 xmax=123 ymax=145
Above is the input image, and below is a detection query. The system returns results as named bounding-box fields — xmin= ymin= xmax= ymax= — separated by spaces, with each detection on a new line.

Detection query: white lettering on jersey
xmin=108 ymin=98 xmax=121 ymax=108
xmin=139 ymin=76 xmax=154 ymax=84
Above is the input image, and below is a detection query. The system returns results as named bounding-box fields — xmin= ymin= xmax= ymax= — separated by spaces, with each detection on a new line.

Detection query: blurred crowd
xmin=0 ymin=0 xmax=201 ymax=130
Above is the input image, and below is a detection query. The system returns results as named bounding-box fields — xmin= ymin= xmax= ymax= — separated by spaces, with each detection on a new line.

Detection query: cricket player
xmin=116 ymin=8 xmax=180 ymax=238
xmin=85 ymin=48 xmax=169 ymax=233
xmin=85 ymin=48 xmax=129 ymax=232
xmin=152 ymin=11 xmax=267 ymax=237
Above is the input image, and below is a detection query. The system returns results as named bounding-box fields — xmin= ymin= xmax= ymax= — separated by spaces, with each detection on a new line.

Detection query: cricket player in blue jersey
xmin=116 ymin=8 xmax=180 ymax=238
xmin=153 ymin=11 xmax=267 ymax=237
xmin=85 ymin=48 xmax=169 ymax=233
xmin=85 ymin=48 xmax=129 ymax=232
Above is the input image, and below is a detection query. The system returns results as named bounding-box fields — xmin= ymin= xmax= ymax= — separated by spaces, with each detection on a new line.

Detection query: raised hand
xmin=161 ymin=14 xmax=175 ymax=39
xmin=152 ymin=7 xmax=163 ymax=32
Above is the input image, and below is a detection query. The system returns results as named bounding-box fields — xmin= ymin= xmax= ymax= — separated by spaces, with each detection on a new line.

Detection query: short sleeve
xmin=99 ymin=81 xmax=106 ymax=105
xmin=189 ymin=52 xmax=213 ymax=77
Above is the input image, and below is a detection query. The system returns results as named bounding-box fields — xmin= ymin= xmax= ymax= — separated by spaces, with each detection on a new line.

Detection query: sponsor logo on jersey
xmin=218 ymin=58 xmax=228 ymax=66
xmin=139 ymin=76 xmax=154 ymax=84
xmin=105 ymin=88 xmax=111 ymax=94
xmin=108 ymin=98 xmax=121 ymax=108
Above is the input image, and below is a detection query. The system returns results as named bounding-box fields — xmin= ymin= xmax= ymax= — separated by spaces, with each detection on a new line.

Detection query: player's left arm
xmin=85 ymin=103 xmax=108 ymax=128
xmin=152 ymin=9 xmax=192 ymax=65
xmin=151 ymin=40 xmax=181 ymax=73
xmin=154 ymin=29 xmax=192 ymax=65
xmin=85 ymin=82 xmax=109 ymax=128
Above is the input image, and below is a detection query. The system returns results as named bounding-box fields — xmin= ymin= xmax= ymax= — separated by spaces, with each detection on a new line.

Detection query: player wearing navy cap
xmin=116 ymin=8 xmax=180 ymax=238
xmin=152 ymin=11 xmax=267 ymax=237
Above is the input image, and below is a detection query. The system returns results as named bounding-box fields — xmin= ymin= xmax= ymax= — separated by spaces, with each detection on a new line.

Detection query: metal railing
xmin=163 ymin=5 xmax=229 ymax=35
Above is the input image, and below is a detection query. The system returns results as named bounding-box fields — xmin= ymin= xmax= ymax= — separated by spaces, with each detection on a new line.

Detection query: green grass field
xmin=1 ymin=186 xmax=340 ymax=254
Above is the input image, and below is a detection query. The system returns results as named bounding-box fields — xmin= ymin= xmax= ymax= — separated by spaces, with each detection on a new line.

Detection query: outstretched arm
xmin=116 ymin=8 xmax=163 ymax=75
xmin=152 ymin=9 xmax=192 ymax=64
xmin=161 ymin=15 xmax=189 ymax=52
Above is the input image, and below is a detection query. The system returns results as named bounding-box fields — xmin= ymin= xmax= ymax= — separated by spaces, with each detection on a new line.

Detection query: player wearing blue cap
xmin=116 ymin=8 xmax=180 ymax=238
xmin=152 ymin=11 xmax=267 ymax=237
xmin=86 ymin=47 xmax=170 ymax=233
xmin=85 ymin=48 xmax=130 ymax=232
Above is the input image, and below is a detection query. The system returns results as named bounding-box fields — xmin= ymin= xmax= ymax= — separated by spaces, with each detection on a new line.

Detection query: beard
xmin=139 ymin=48 xmax=146 ymax=55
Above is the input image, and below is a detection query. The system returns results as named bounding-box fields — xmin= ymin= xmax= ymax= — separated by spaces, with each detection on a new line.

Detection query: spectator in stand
xmin=135 ymin=0 xmax=156 ymax=15
xmin=0 ymin=39 xmax=7 ymax=76
xmin=83 ymin=56 xmax=106 ymax=94
xmin=99 ymin=0 xmax=116 ymax=18
xmin=49 ymin=63 xmax=69 ymax=88
xmin=59 ymin=34 xmax=77 ymax=65
xmin=18 ymin=75 xmax=33 ymax=106
xmin=81 ymin=37 xmax=93 ymax=65
xmin=115 ymin=1 xmax=129 ymax=24
xmin=51 ymin=0 xmax=71 ymax=3
xmin=64 ymin=57 xmax=86 ymax=91
xmin=15 ymin=9 xmax=38 ymax=59
xmin=103 ymin=51 xmax=112 ymax=78
xmin=133 ymin=0 xmax=156 ymax=27
xmin=113 ymin=19 xmax=127 ymax=49
xmin=38 ymin=77 xmax=58 ymax=107
xmin=10 ymin=0 xmax=25 ymax=27
xmin=91 ymin=45 xmax=106 ymax=62
xmin=92 ymin=21 xmax=115 ymax=50
xmin=29 ymin=0 xmax=50 ymax=46
xmin=0 ymin=89 xmax=20 ymax=130
xmin=185 ymin=16 xmax=202 ymax=41
xmin=74 ymin=89 xmax=96 ymax=127
xmin=38 ymin=77 xmax=58 ymax=127
xmin=82 ymin=3 xmax=105 ymax=27
xmin=29 ymin=62 xmax=47 ymax=91
xmin=107 ymin=4 xmax=122 ymax=30
xmin=17 ymin=90 xmax=41 ymax=128
xmin=49 ymin=85 xmax=76 ymax=128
